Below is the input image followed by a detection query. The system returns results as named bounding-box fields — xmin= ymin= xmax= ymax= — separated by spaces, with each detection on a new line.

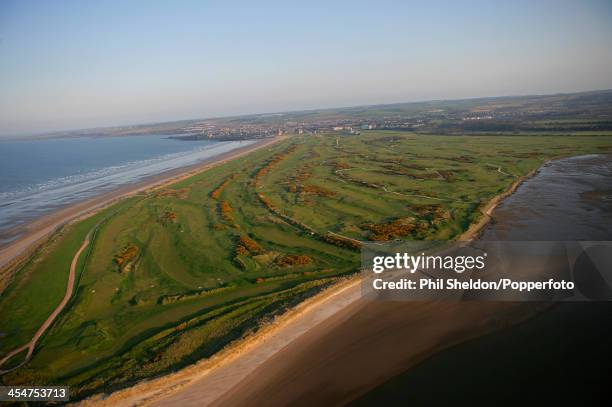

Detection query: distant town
xmin=22 ymin=90 xmax=612 ymax=141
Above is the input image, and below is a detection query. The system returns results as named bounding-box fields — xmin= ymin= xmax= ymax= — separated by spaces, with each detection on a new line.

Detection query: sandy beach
xmin=79 ymin=277 xmax=364 ymax=407
xmin=209 ymin=302 xmax=543 ymax=407
xmin=80 ymin=287 xmax=541 ymax=407
xmin=76 ymin=166 xmax=542 ymax=407
xmin=0 ymin=136 xmax=283 ymax=276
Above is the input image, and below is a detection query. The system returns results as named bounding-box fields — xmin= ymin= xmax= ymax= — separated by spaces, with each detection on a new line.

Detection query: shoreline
xmin=79 ymin=277 xmax=364 ymax=407
xmin=0 ymin=136 xmax=283 ymax=277
xmin=78 ymin=157 xmax=549 ymax=406
xmin=458 ymin=165 xmax=540 ymax=241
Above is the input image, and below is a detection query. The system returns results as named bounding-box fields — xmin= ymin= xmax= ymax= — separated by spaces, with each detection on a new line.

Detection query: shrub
xmin=275 ymin=254 xmax=312 ymax=267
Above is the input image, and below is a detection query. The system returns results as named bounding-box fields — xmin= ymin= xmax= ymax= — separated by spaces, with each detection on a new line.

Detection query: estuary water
xmin=0 ymin=135 xmax=257 ymax=239
xmin=352 ymin=154 xmax=612 ymax=406
xmin=480 ymin=154 xmax=612 ymax=241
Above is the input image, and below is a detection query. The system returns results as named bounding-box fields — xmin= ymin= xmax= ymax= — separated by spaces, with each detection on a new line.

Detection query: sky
xmin=1 ymin=0 xmax=612 ymax=136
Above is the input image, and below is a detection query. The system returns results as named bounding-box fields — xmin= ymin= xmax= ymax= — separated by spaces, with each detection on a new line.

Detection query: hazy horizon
xmin=2 ymin=87 xmax=611 ymax=139
xmin=1 ymin=0 xmax=612 ymax=136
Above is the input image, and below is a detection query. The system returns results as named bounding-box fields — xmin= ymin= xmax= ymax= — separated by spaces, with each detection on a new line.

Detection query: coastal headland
xmin=1 ymin=131 xmax=611 ymax=404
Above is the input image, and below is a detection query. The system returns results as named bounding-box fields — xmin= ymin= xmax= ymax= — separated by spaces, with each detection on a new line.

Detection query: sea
xmin=0 ymin=134 xmax=257 ymax=241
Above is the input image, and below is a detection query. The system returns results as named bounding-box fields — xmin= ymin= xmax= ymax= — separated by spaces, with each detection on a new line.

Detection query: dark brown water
xmin=352 ymin=154 xmax=612 ymax=406
xmin=480 ymin=154 xmax=612 ymax=241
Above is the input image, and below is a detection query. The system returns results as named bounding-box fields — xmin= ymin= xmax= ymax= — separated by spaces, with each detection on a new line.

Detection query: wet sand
xmin=81 ymin=289 xmax=540 ymax=407
xmin=352 ymin=302 xmax=612 ymax=406
xmin=78 ymin=157 xmax=542 ymax=407
xmin=0 ymin=137 xmax=282 ymax=275
xmin=352 ymin=154 xmax=612 ymax=405
xmin=210 ymin=302 xmax=542 ymax=407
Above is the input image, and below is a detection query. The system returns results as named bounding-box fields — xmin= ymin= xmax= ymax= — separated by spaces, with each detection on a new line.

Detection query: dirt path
xmin=0 ymin=230 xmax=91 ymax=374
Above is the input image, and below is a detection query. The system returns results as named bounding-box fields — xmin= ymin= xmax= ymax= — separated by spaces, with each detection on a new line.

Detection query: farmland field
xmin=1 ymin=131 xmax=611 ymax=398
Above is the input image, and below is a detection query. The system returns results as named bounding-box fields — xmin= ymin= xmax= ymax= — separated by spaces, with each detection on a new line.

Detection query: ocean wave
xmin=0 ymin=141 xmax=236 ymax=201
xmin=0 ymin=139 xmax=256 ymax=233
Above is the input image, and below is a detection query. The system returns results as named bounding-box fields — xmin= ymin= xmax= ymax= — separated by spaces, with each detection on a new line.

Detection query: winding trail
xmin=335 ymin=168 xmax=452 ymax=202
xmin=0 ymin=230 xmax=92 ymax=374
xmin=485 ymin=162 xmax=515 ymax=177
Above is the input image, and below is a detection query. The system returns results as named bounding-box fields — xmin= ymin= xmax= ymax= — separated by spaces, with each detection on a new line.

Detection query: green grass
xmin=1 ymin=131 xmax=611 ymax=397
